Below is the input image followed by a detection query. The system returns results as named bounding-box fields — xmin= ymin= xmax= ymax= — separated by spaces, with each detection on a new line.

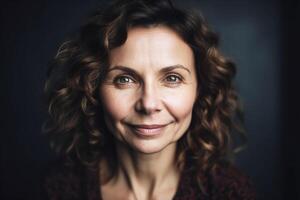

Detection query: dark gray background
xmin=1 ymin=0 xmax=299 ymax=199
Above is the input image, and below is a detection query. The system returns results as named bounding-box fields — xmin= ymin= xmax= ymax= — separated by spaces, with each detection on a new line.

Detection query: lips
xmin=126 ymin=123 xmax=169 ymax=137
xmin=131 ymin=124 xmax=168 ymax=129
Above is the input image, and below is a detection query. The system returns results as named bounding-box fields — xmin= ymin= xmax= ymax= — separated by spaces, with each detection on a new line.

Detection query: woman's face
xmin=100 ymin=26 xmax=198 ymax=154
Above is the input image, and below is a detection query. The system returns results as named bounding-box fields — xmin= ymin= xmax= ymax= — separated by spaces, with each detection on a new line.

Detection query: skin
xmin=99 ymin=26 xmax=198 ymax=200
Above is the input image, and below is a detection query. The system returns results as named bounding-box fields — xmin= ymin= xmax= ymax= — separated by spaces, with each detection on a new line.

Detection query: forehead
xmin=108 ymin=26 xmax=195 ymax=71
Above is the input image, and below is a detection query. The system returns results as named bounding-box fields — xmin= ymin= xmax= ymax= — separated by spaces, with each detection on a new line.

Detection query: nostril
xmin=134 ymin=94 xmax=162 ymax=115
xmin=134 ymin=83 xmax=162 ymax=115
xmin=135 ymin=100 xmax=161 ymax=115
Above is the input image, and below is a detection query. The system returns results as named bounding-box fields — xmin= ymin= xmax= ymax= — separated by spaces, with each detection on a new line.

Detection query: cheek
xmin=162 ymin=87 xmax=196 ymax=121
xmin=100 ymin=87 xmax=134 ymax=121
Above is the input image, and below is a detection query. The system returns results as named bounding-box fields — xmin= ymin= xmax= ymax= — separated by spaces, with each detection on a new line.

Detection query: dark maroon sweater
xmin=41 ymin=160 xmax=256 ymax=200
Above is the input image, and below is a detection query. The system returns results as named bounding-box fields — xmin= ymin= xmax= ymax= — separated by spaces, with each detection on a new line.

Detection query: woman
xmin=42 ymin=0 xmax=256 ymax=199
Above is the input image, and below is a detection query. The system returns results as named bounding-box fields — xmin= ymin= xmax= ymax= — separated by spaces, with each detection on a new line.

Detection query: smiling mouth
xmin=126 ymin=123 xmax=170 ymax=137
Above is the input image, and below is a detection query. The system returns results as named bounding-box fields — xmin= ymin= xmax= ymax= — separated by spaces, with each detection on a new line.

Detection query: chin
xmin=129 ymin=139 xmax=176 ymax=154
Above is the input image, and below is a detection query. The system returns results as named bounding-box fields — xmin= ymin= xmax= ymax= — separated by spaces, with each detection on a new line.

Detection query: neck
xmin=106 ymin=141 xmax=180 ymax=200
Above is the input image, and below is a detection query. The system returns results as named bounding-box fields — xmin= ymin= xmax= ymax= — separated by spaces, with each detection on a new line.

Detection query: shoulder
xmin=208 ymin=162 xmax=257 ymax=200
xmin=40 ymin=159 xmax=84 ymax=200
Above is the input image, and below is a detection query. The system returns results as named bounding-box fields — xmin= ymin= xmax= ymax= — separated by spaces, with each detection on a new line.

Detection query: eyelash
xmin=113 ymin=73 xmax=184 ymax=87
xmin=164 ymin=74 xmax=183 ymax=84
xmin=113 ymin=75 xmax=135 ymax=85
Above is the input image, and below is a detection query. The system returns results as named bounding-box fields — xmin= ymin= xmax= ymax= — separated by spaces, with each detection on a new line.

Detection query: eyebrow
xmin=107 ymin=64 xmax=191 ymax=74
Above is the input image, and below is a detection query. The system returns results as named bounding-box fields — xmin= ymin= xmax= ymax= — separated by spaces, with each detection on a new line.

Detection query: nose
xmin=134 ymin=83 xmax=162 ymax=115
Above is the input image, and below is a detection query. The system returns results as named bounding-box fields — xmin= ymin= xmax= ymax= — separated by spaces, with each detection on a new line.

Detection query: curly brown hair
xmin=44 ymin=0 xmax=246 ymax=188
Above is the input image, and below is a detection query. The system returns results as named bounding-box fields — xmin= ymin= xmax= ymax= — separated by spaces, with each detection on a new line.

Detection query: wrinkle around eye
xmin=161 ymin=73 xmax=186 ymax=87
xmin=165 ymin=74 xmax=183 ymax=82
xmin=114 ymin=76 xmax=135 ymax=84
xmin=112 ymin=75 xmax=139 ymax=89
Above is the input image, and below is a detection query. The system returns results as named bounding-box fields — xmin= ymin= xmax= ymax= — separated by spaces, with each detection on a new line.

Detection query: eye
xmin=113 ymin=75 xmax=135 ymax=85
xmin=164 ymin=74 xmax=183 ymax=84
